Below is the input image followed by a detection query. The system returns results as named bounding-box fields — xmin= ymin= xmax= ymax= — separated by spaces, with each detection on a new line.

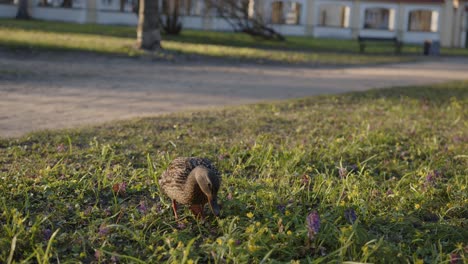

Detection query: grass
xmin=0 ymin=81 xmax=467 ymax=263
xmin=0 ymin=18 xmax=420 ymax=65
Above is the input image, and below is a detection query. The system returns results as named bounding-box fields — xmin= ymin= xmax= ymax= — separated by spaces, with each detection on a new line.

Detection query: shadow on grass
xmin=0 ymin=18 xmax=426 ymax=56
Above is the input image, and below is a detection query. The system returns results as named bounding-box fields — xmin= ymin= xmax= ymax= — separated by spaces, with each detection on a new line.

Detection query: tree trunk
xmin=16 ymin=0 xmax=31 ymax=20
xmin=137 ymin=0 xmax=161 ymax=50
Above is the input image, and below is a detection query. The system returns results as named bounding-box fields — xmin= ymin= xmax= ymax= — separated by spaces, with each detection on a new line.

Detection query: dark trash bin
xmin=423 ymin=40 xmax=432 ymax=55
xmin=423 ymin=40 xmax=440 ymax=56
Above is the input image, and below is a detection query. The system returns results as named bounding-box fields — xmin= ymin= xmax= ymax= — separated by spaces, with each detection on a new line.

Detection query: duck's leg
xmin=172 ymin=200 xmax=179 ymax=220
xmin=189 ymin=204 xmax=204 ymax=219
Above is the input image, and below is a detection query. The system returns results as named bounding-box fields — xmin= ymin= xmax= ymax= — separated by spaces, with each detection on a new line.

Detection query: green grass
xmin=2 ymin=18 xmax=468 ymax=58
xmin=1 ymin=81 xmax=467 ymax=263
xmin=0 ymin=18 xmax=421 ymax=65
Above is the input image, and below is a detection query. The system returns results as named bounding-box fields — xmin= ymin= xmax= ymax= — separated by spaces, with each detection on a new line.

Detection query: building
xmin=0 ymin=0 xmax=467 ymax=47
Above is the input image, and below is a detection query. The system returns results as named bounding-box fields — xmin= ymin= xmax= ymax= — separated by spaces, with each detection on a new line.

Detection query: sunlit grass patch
xmin=0 ymin=81 xmax=467 ymax=262
xmin=0 ymin=18 xmax=413 ymax=65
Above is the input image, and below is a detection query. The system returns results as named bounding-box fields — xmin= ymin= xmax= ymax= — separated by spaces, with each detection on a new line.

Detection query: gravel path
xmin=1 ymin=51 xmax=467 ymax=138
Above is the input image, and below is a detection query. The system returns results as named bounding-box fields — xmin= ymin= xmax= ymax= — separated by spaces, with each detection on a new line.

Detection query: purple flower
xmin=344 ymin=208 xmax=357 ymax=224
xmin=450 ymin=253 xmax=461 ymax=264
xmin=43 ymin=229 xmax=52 ymax=241
xmin=306 ymin=211 xmax=320 ymax=240
xmin=138 ymin=201 xmax=147 ymax=214
xmin=276 ymin=204 xmax=286 ymax=214
xmin=94 ymin=250 xmax=102 ymax=260
xmin=425 ymin=170 xmax=442 ymax=185
xmin=177 ymin=222 xmax=187 ymax=230
xmin=349 ymin=164 xmax=358 ymax=173
xmin=98 ymin=224 xmax=109 ymax=236
xmin=227 ymin=192 xmax=233 ymax=201
xmin=110 ymin=254 xmax=119 ymax=263
xmin=386 ymin=189 xmax=394 ymax=196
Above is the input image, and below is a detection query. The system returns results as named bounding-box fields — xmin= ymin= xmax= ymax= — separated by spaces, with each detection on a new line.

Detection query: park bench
xmin=358 ymin=36 xmax=402 ymax=54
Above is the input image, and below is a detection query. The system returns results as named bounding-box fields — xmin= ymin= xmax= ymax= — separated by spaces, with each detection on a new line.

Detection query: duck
xmin=159 ymin=157 xmax=221 ymax=220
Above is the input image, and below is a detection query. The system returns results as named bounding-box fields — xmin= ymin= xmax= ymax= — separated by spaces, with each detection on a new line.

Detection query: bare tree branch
xmin=208 ymin=0 xmax=285 ymax=41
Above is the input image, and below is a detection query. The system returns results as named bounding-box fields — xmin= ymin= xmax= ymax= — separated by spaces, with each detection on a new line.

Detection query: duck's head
xmin=193 ymin=166 xmax=220 ymax=216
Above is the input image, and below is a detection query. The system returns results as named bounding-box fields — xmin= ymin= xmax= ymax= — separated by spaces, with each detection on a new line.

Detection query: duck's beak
xmin=208 ymin=198 xmax=220 ymax=216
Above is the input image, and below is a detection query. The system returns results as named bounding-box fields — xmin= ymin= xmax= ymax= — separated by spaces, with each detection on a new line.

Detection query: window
xmin=271 ymin=1 xmax=284 ymax=24
xmin=408 ymin=10 xmax=438 ymax=32
xmin=364 ymin=8 xmax=394 ymax=30
xmin=285 ymin=2 xmax=301 ymax=25
xmin=271 ymin=1 xmax=301 ymax=25
xmin=319 ymin=4 xmax=350 ymax=28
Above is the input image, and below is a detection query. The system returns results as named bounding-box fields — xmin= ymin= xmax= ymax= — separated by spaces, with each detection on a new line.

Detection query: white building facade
xmin=0 ymin=0 xmax=467 ymax=47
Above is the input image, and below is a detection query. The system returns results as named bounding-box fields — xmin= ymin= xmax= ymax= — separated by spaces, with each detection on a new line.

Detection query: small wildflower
xmin=246 ymin=225 xmax=255 ymax=233
xmin=138 ymin=201 xmax=147 ymax=214
xmin=216 ymin=238 xmax=223 ymax=245
xmin=56 ymin=143 xmax=66 ymax=153
xmin=98 ymin=224 xmax=109 ymax=236
xmin=414 ymin=204 xmax=421 ymax=210
xmin=306 ymin=211 xmax=320 ymax=240
xmin=276 ymin=204 xmax=286 ymax=214
xmin=110 ymin=253 xmax=118 ymax=263
xmin=43 ymin=229 xmax=52 ymax=241
xmin=246 ymin=212 xmax=254 ymax=219
xmin=177 ymin=222 xmax=187 ymax=230
xmin=248 ymin=241 xmax=258 ymax=252
xmin=287 ymin=230 xmax=292 ymax=235
xmin=94 ymin=250 xmax=102 ymax=260
xmin=425 ymin=170 xmax=442 ymax=188
xmin=450 ymin=253 xmax=462 ymax=264
xmin=344 ymin=208 xmax=357 ymax=224
xmin=227 ymin=192 xmax=233 ymax=201
xmin=187 ymin=260 xmax=194 ymax=264
xmin=285 ymin=210 xmax=291 ymax=216
xmin=386 ymin=189 xmax=394 ymax=196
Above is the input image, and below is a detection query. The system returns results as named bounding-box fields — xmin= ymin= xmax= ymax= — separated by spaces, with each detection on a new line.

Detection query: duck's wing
xmin=159 ymin=157 xmax=193 ymax=191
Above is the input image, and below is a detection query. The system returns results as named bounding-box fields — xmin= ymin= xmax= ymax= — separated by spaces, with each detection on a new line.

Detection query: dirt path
xmin=1 ymin=51 xmax=467 ymax=138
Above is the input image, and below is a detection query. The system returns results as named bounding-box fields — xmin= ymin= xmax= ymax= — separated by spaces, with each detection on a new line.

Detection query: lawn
xmin=0 ymin=18 xmax=419 ymax=65
xmin=0 ymin=81 xmax=467 ymax=263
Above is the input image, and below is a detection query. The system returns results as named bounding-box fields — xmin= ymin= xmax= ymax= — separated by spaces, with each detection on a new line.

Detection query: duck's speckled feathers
xmin=159 ymin=157 xmax=220 ymax=204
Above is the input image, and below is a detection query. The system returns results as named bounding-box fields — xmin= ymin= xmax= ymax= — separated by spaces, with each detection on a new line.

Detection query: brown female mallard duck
xmin=159 ymin=157 xmax=221 ymax=220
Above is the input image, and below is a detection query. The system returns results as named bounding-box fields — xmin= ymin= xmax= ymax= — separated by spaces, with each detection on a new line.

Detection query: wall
xmin=0 ymin=3 xmax=16 ymax=18
xmin=31 ymin=6 xmax=86 ymax=23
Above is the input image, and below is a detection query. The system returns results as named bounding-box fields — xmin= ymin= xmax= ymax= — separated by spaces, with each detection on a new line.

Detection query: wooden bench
xmin=358 ymin=36 xmax=402 ymax=54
